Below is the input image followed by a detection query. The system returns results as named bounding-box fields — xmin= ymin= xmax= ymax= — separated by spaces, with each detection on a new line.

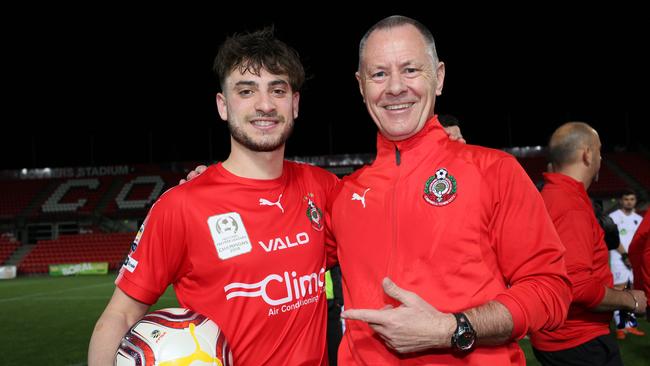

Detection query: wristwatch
xmin=451 ymin=312 xmax=476 ymax=352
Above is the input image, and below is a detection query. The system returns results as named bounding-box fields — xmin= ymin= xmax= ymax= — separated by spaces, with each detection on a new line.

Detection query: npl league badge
xmin=423 ymin=168 xmax=457 ymax=206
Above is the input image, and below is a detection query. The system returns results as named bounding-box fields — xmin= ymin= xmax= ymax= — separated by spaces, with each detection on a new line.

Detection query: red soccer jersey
xmin=117 ymin=161 xmax=338 ymax=365
xmin=328 ymin=117 xmax=571 ymax=365
xmin=530 ymin=173 xmax=612 ymax=351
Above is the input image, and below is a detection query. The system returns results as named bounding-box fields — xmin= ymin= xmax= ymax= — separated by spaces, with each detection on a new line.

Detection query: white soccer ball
xmin=115 ymin=308 xmax=233 ymax=366
xmin=435 ymin=168 xmax=448 ymax=180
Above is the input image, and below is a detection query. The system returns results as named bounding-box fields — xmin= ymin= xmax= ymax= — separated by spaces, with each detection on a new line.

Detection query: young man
xmin=530 ymin=122 xmax=647 ymax=366
xmin=608 ymin=189 xmax=645 ymax=338
xmin=332 ymin=16 xmax=573 ymax=365
xmin=88 ymin=28 xmax=339 ymax=365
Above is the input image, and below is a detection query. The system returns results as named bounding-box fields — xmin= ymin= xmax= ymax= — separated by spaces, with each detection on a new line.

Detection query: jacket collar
xmin=375 ymin=115 xmax=448 ymax=161
xmin=543 ymin=172 xmax=591 ymax=207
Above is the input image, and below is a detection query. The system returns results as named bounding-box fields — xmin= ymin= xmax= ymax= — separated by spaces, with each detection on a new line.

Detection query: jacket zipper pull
xmin=394 ymin=145 xmax=401 ymax=166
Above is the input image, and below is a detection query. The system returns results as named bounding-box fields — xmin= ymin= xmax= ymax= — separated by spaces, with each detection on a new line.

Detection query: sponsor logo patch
xmin=207 ymin=212 xmax=252 ymax=260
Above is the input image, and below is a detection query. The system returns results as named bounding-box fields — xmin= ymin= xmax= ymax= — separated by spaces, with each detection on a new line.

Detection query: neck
xmin=555 ymin=165 xmax=593 ymax=190
xmin=222 ymin=140 xmax=285 ymax=180
xmin=622 ymin=208 xmax=634 ymax=215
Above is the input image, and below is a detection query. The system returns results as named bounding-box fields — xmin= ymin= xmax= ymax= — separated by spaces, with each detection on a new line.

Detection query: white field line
xmin=19 ymin=295 xmax=177 ymax=301
xmin=0 ymin=282 xmax=114 ymax=303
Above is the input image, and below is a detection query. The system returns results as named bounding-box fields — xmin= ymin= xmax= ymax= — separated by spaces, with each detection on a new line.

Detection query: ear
xmin=582 ymin=146 xmax=592 ymax=166
xmin=216 ymin=93 xmax=228 ymax=121
xmin=292 ymin=91 xmax=300 ymax=119
xmin=355 ymin=71 xmax=366 ymax=103
xmin=435 ymin=62 xmax=446 ymax=96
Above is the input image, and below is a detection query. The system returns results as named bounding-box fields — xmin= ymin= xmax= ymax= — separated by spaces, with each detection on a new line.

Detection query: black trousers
xmin=533 ymin=334 xmax=623 ymax=366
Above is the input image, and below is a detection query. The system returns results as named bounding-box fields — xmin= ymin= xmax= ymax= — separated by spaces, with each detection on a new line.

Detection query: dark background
xmin=3 ymin=6 xmax=647 ymax=169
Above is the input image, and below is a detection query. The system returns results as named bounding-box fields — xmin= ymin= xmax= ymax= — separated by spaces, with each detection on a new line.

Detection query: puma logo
xmin=351 ymin=188 xmax=370 ymax=208
xmin=259 ymin=194 xmax=284 ymax=213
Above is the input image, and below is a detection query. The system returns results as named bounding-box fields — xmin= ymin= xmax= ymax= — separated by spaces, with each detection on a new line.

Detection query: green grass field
xmin=1 ymin=275 xmax=648 ymax=365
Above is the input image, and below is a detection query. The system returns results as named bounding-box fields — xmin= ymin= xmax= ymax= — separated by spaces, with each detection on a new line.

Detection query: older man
xmin=333 ymin=15 xmax=572 ymax=365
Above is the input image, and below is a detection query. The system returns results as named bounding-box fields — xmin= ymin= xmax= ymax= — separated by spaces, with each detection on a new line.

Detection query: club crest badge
xmin=304 ymin=193 xmax=324 ymax=231
xmin=423 ymin=168 xmax=457 ymax=206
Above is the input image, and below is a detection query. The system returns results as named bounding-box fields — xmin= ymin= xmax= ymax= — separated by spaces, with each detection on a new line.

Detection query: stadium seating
xmin=0 ymin=236 xmax=19 ymax=264
xmin=516 ymin=156 xmax=548 ymax=187
xmin=608 ymin=152 xmax=650 ymax=191
xmin=18 ymin=232 xmax=134 ymax=274
xmin=0 ymin=180 xmax=49 ymax=219
xmin=589 ymin=160 xmax=630 ymax=196
xmin=104 ymin=173 xmax=181 ymax=216
xmin=39 ymin=177 xmax=113 ymax=214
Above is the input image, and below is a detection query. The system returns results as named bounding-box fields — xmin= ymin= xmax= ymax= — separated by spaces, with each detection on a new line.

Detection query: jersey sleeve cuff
xmin=116 ymin=273 xmax=160 ymax=305
xmin=495 ymin=293 xmax=527 ymax=340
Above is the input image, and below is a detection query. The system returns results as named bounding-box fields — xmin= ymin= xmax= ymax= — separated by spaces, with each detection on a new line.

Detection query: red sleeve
xmin=325 ymin=178 xmax=343 ymax=269
xmin=116 ymin=189 xmax=188 ymax=305
xmin=488 ymin=157 xmax=572 ymax=340
xmin=629 ymin=210 xmax=650 ymax=305
xmin=553 ymin=209 xmax=606 ymax=308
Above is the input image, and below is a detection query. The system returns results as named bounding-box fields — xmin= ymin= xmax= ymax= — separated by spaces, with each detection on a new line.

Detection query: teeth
xmin=252 ymin=120 xmax=276 ymax=127
xmin=385 ymin=103 xmax=413 ymax=110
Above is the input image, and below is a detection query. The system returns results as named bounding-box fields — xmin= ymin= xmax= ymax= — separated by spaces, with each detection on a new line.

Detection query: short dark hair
xmin=621 ymin=188 xmax=636 ymax=198
xmin=214 ymin=27 xmax=305 ymax=93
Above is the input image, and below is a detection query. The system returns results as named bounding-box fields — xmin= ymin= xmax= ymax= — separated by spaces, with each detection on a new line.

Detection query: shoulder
xmin=148 ymin=166 xmax=219 ymax=213
xmin=286 ymin=161 xmax=339 ymax=185
xmin=449 ymin=143 xmax=518 ymax=172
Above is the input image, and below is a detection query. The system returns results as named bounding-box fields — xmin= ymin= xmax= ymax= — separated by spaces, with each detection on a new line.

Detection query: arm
xmin=88 ymin=287 xmax=149 ymax=366
xmin=490 ymin=158 xmax=572 ymax=339
xmin=464 ymin=301 xmax=512 ymax=346
xmin=592 ymin=287 xmax=647 ymax=314
xmin=341 ymin=279 xmax=514 ymax=353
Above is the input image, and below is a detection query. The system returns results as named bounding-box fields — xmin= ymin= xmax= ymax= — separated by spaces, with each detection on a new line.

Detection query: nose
xmin=386 ymin=73 xmax=407 ymax=96
xmin=255 ymin=92 xmax=276 ymax=114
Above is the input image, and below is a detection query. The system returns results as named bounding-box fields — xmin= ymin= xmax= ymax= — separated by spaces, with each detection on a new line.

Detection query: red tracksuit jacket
xmin=531 ymin=173 xmax=615 ymax=351
xmin=328 ymin=117 xmax=571 ymax=365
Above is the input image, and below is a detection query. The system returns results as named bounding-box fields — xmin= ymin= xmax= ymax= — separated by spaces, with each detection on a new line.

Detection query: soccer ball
xmin=115 ymin=308 xmax=233 ymax=366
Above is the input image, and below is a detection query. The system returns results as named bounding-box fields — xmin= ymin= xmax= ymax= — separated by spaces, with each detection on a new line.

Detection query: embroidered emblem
xmin=259 ymin=194 xmax=284 ymax=213
xmin=423 ymin=168 xmax=457 ymax=206
xmin=304 ymin=193 xmax=324 ymax=231
xmin=352 ymin=188 xmax=370 ymax=208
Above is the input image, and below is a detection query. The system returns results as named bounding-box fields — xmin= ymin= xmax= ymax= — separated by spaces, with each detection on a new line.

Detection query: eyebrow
xmin=367 ymin=59 xmax=420 ymax=71
xmin=269 ymin=80 xmax=289 ymax=87
xmin=234 ymin=80 xmax=257 ymax=88
xmin=233 ymin=79 xmax=289 ymax=88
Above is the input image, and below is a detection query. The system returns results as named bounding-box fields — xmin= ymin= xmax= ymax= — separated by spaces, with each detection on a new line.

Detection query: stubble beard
xmin=228 ymin=114 xmax=294 ymax=152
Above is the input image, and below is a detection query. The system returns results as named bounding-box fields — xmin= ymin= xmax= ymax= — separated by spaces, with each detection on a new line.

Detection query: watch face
xmin=458 ymin=332 xmax=475 ymax=350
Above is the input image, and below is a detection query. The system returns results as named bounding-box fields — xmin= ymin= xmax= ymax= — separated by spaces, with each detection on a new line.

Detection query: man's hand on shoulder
xmin=179 ymin=165 xmax=208 ymax=185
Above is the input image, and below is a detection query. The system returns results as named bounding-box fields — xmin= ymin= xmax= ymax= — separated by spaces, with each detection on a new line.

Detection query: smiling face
xmin=356 ymin=24 xmax=445 ymax=141
xmin=216 ymin=67 xmax=299 ymax=152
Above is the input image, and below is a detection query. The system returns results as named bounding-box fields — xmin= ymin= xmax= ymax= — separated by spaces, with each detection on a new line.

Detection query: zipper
xmin=395 ymin=145 xmax=401 ymax=166
xmin=387 ymin=144 xmax=401 ymax=278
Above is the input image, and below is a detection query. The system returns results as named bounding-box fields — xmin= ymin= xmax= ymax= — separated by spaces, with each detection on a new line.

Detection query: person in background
xmin=530 ymin=122 xmax=647 ymax=366
xmin=608 ymin=189 xmax=645 ymax=339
